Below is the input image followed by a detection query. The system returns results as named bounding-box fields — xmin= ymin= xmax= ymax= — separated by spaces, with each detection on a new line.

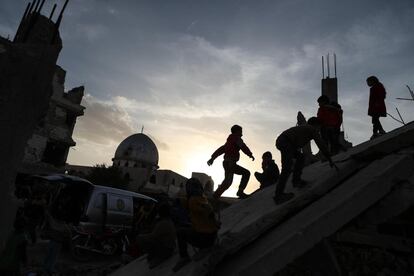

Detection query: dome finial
xmin=141 ymin=125 xmax=144 ymax=134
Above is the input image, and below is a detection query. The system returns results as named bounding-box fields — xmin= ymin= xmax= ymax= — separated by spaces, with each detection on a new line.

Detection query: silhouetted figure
xmin=173 ymin=178 xmax=219 ymax=272
xmin=317 ymin=95 xmax=342 ymax=155
xmin=254 ymin=151 xmax=279 ymax=189
xmin=367 ymin=76 xmax=387 ymax=139
xmin=136 ymin=203 xmax=176 ymax=269
xmin=274 ymin=117 xmax=335 ymax=205
xmin=207 ymin=125 xmax=255 ymax=199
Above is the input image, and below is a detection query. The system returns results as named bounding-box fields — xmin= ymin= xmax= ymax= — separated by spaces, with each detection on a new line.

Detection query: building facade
xmin=20 ymin=65 xmax=85 ymax=175
xmin=67 ymin=132 xmax=214 ymax=199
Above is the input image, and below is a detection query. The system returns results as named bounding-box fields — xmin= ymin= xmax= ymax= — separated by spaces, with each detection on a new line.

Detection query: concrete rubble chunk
xmin=110 ymin=123 xmax=414 ymax=276
xmin=215 ymin=152 xmax=414 ymax=275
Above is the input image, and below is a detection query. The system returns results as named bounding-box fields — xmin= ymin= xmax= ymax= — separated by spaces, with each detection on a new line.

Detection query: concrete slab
xmin=348 ymin=122 xmax=414 ymax=161
xmin=214 ymin=152 xmax=414 ymax=275
xmin=111 ymin=123 xmax=414 ymax=276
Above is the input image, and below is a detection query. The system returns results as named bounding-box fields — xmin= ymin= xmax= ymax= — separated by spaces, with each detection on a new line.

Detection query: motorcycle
xmin=71 ymin=226 xmax=130 ymax=261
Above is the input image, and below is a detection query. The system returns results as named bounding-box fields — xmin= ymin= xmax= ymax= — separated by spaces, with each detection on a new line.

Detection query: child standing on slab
xmin=367 ymin=76 xmax=387 ymax=139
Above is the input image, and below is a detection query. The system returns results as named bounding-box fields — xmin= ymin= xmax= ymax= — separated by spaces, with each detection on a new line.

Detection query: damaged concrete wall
xmin=20 ymin=65 xmax=85 ymax=174
xmin=0 ymin=7 xmax=65 ymax=246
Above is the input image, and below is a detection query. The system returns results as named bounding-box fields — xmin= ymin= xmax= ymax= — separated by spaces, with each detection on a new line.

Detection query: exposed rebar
xmin=13 ymin=2 xmax=32 ymax=42
xmin=327 ymin=53 xmax=330 ymax=78
xmin=37 ymin=0 xmax=46 ymax=13
xmin=322 ymin=56 xmax=325 ymax=79
xmin=33 ymin=0 xmax=40 ymax=14
xmin=49 ymin=4 xmax=57 ymax=20
xmin=51 ymin=0 xmax=69 ymax=44
xmin=396 ymin=107 xmax=406 ymax=125
xmin=22 ymin=2 xmax=32 ymax=19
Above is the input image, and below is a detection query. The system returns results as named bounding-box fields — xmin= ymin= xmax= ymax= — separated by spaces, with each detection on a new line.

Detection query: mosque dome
xmin=113 ymin=133 xmax=159 ymax=167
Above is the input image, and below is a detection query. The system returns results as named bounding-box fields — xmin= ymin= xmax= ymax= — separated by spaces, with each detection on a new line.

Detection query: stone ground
xmin=23 ymin=239 xmax=124 ymax=276
xmin=276 ymin=243 xmax=414 ymax=276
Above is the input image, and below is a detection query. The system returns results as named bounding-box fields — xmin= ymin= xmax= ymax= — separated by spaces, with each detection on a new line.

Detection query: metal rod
xmin=334 ymin=53 xmax=337 ymax=78
xmin=387 ymin=112 xmax=404 ymax=125
xmin=49 ymin=4 xmax=57 ymax=20
xmin=327 ymin=53 xmax=330 ymax=78
xmin=407 ymin=85 xmax=414 ymax=100
xmin=396 ymin=107 xmax=406 ymax=125
xmin=51 ymin=0 xmax=70 ymax=44
xmin=56 ymin=0 xmax=69 ymax=24
xmin=33 ymin=0 xmax=40 ymax=14
xmin=322 ymin=56 xmax=325 ymax=79
xmin=13 ymin=2 xmax=32 ymax=42
xmin=37 ymin=0 xmax=46 ymax=13
xmin=396 ymin=98 xmax=414 ymax=101
xmin=27 ymin=1 xmax=36 ymax=15
xmin=22 ymin=2 xmax=31 ymax=19
xmin=22 ymin=1 xmax=42 ymax=42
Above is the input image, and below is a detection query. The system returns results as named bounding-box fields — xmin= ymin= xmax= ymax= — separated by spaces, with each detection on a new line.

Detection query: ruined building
xmin=20 ymin=65 xmax=85 ymax=175
xmin=0 ymin=0 xmax=73 ymax=246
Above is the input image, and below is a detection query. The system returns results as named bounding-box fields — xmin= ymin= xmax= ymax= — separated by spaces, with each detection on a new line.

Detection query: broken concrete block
xmin=111 ymin=122 xmax=414 ymax=276
xmin=213 ymin=151 xmax=414 ymax=275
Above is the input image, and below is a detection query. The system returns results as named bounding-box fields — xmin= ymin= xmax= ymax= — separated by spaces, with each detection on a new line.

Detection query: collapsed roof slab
xmin=353 ymin=177 xmax=414 ymax=228
xmin=338 ymin=121 xmax=414 ymax=162
xmin=214 ymin=151 xmax=414 ymax=275
xmin=111 ymin=122 xmax=414 ymax=276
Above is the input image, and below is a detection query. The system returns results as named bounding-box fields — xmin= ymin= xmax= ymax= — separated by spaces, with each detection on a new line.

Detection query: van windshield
xmin=50 ymin=180 xmax=93 ymax=224
xmin=26 ymin=175 xmax=93 ymax=224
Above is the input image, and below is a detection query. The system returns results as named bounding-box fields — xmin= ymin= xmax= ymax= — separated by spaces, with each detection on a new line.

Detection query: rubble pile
xmin=112 ymin=122 xmax=414 ymax=275
xmin=335 ymin=245 xmax=412 ymax=275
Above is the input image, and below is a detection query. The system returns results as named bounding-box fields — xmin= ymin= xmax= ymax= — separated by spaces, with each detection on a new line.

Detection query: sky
xmin=1 ymin=0 xmax=414 ymax=196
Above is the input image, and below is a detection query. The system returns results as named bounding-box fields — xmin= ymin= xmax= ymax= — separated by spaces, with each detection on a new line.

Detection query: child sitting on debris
xmin=274 ymin=117 xmax=335 ymax=205
xmin=173 ymin=178 xmax=219 ymax=272
xmin=207 ymin=124 xmax=255 ymax=199
xmin=366 ymin=75 xmax=387 ymax=139
xmin=254 ymin=151 xmax=280 ymax=189
xmin=135 ymin=203 xmax=176 ymax=269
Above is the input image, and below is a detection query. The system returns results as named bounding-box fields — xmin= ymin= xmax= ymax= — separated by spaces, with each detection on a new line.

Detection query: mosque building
xmin=67 ymin=132 xmax=214 ymax=198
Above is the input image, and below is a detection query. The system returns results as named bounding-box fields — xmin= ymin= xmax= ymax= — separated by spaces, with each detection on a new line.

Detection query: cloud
xmin=69 ymin=95 xmax=171 ymax=165
xmin=1 ymin=0 xmax=410 ymax=194
xmin=148 ymin=135 xmax=170 ymax=151
xmin=73 ymin=95 xmax=135 ymax=146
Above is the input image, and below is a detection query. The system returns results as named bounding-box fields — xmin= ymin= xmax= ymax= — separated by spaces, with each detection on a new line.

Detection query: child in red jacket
xmin=317 ymin=95 xmax=343 ymax=155
xmin=207 ymin=125 xmax=255 ymax=199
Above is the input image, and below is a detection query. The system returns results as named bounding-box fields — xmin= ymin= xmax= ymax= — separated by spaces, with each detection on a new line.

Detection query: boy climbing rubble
xmin=274 ymin=117 xmax=336 ymax=205
xmin=207 ymin=125 xmax=255 ymax=199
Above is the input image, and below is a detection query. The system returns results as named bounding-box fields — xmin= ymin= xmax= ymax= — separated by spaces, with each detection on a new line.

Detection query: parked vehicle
xmin=78 ymin=183 xmax=157 ymax=233
xmin=18 ymin=174 xmax=157 ymax=257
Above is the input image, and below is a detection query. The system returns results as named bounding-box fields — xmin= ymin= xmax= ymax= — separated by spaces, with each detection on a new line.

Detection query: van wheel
xmin=101 ymin=238 xmax=119 ymax=255
xmin=71 ymin=235 xmax=92 ymax=262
